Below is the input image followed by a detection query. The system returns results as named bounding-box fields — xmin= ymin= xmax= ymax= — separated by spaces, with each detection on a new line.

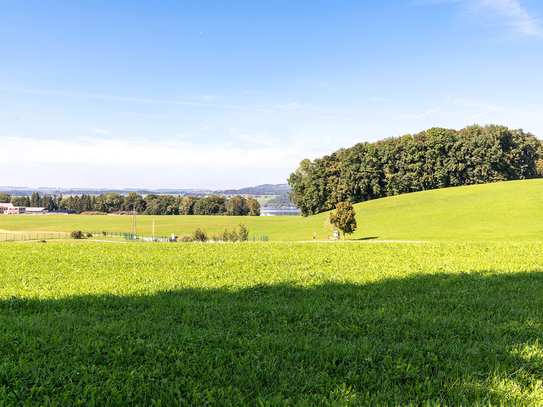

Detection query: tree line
xmin=1 ymin=192 xmax=260 ymax=216
xmin=288 ymin=125 xmax=543 ymax=216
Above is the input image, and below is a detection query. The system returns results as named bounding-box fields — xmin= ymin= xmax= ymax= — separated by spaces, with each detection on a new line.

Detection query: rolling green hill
xmin=349 ymin=178 xmax=543 ymax=241
xmin=1 ymin=179 xmax=543 ymax=241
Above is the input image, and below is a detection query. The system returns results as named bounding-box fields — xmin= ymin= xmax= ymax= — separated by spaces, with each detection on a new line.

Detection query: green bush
xmin=191 ymin=228 xmax=208 ymax=242
xmin=228 ymin=228 xmax=239 ymax=242
xmin=237 ymin=223 xmax=249 ymax=242
xmin=70 ymin=231 xmax=83 ymax=239
xmin=219 ymin=228 xmax=230 ymax=242
xmin=178 ymin=234 xmax=193 ymax=242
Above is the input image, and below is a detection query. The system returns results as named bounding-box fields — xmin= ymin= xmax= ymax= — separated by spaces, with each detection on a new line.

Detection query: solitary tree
xmin=329 ymin=202 xmax=357 ymax=240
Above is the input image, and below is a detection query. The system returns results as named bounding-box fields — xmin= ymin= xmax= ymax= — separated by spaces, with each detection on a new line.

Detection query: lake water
xmin=260 ymin=208 xmax=301 ymax=216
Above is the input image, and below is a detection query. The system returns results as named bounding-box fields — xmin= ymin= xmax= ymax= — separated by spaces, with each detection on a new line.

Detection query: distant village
xmin=0 ymin=202 xmax=73 ymax=215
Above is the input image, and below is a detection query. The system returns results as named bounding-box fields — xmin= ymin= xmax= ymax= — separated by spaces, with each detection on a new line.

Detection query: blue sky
xmin=1 ymin=0 xmax=542 ymax=189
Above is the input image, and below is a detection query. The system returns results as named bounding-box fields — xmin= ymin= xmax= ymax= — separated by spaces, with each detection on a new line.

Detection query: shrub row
xmin=70 ymin=231 xmax=93 ymax=239
xmin=178 ymin=223 xmax=249 ymax=243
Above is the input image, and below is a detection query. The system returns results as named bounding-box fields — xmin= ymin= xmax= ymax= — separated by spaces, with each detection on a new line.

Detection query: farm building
xmin=24 ymin=207 xmax=48 ymax=214
xmin=0 ymin=203 xmax=47 ymax=214
xmin=2 ymin=205 xmax=26 ymax=214
xmin=0 ymin=203 xmax=13 ymax=214
xmin=0 ymin=203 xmax=26 ymax=214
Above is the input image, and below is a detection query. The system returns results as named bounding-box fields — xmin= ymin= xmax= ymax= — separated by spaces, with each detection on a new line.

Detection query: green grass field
xmin=2 ymin=179 xmax=543 ymax=241
xmin=1 ymin=242 xmax=543 ymax=405
xmin=2 ymin=180 xmax=543 ymax=404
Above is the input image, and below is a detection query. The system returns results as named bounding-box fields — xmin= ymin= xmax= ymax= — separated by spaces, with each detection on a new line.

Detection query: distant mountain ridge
xmin=0 ymin=184 xmax=291 ymax=197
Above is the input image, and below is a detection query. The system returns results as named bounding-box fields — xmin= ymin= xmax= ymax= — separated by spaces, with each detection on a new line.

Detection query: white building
xmin=0 ymin=203 xmax=14 ymax=214
xmin=0 ymin=203 xmax=47 ymax=214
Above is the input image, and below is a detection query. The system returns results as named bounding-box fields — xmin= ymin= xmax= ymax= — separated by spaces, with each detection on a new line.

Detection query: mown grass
xmin=2 ymin=179 xmax=543 ymax=241
xmin=1 ymin=242 xmax=543 ymax=405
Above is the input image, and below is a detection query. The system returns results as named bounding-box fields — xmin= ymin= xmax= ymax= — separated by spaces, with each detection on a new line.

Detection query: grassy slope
xmin=355 ymin=178 xmax=543 ymax=241
xmin=1 ymin=179 xmax=543 ymax=241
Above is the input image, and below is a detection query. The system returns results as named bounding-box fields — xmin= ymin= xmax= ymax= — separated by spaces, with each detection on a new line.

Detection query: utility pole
xmin=133 ymin=204 xmax=137 ymax=238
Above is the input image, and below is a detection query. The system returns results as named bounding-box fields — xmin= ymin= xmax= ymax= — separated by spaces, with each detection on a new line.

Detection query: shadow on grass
xmin=1 ymin=271 xmax=543 ymax=406
xmin=352 ymin=236 xmax=379 ymax=241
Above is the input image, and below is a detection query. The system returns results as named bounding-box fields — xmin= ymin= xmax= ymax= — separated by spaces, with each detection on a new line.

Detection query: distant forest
xmin=0 ymin=192 xmax=260 ymax=216
xmin=288 ymin=125 xmax=543 ymax=216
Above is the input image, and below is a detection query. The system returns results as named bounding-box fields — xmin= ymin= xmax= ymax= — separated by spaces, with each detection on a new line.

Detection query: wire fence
xmin=0 ymin=232 xmax=69 ymax=242
xmin=91 ymin=232 xmax=268 ymax=242
xmin=90 ymin=231 xmax=136 ymax=239
xmin=0 ymin=231 xmax=269 ymax=243
xmin=251 ymin=236 xmax=269 ymax=242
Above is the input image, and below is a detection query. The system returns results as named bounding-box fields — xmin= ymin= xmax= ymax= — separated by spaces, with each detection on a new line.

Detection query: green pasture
xmin=2 ymin=179 xmax=543 ymax=241
xmin=1 ymin=242 xmax=543 ymax=405
xmin=257 ymin=195 xmax=277 ymax=205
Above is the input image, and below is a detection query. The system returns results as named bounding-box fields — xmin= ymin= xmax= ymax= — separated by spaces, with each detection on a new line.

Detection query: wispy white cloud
xmin=88 ymin=128 xmax=111 ymax=135
xmin=0 ymin=136 xmax=311 ymax=171
xmin=230 ymin=130 xmax=284 ymax=150
xmin=423 ymin=0 xmax=543 ymax=37
xmin=273 ymin=102 xmax=312 ymax=110
xmin=337 ymin=137 xmax=363 ymax=144
xmin=0 ymin=86 xmax=269 ymax=112
xmin=311 ymin=139 xmax=332 ymax=149
xmin=229 ymin=128 xmax=332 ymax=156
xmin=453 ymin=98 xmax=496 ymax=109
xmin=175 ymin=126 xmax=212 ymax=138
xmin=416 ymin=104 xmax=443 ymax=119
xmin=415 ymin=92 xmax=456 ymax=119
xmin=472 ymin=0 xmax=543 ymax=37
xmin=453 ymin=97 xmax=508 ymax=119
xmin=0 ymin=135 xmax=315 ymax=188
xmin=198 ymin=30 xmax=203 ymax=37
xmin=199 ymin=94 xmax=216 ymax=101
xmin=469 ymin=105 xmax=506 ymax=119
xmin=0 ymin=86 xmax=338 ymax=119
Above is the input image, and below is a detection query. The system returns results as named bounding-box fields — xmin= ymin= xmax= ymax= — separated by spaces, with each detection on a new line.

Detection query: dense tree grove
xmin=9 ymin=192 xmax=260 ymax=216
xmin=288 ymin=125 xmax=543 ymax=216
